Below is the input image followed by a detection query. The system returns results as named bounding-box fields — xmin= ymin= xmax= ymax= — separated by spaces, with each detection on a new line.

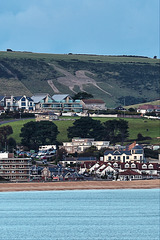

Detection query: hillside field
xmin=0 ymin=117 xmax=159 ymax=145
xmin=0 ymin=51 xmax=159 ymax=108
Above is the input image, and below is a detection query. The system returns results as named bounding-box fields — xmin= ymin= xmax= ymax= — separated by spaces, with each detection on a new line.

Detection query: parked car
xmin=43 ymin=160 xmax=48 ymax=164
xmin=31 ymin=153 xmax=37 ymax=158
xmin=83 ymin=172 xmax=90 ymax=177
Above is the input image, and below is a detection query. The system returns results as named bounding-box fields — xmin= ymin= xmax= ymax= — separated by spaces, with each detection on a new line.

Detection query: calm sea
xmin=0 ymin=189 xmax=159 ymax=240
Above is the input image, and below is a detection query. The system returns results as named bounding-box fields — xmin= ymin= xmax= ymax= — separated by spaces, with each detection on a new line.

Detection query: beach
xmin=0 ymin=179 xmax=159 ymax=192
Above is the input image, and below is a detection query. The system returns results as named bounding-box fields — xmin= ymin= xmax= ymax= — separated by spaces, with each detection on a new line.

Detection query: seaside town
xmin=0 ymin=93 xmax=160 ymax=183
xmin=1 ymin=1 xmax=160 ymax=240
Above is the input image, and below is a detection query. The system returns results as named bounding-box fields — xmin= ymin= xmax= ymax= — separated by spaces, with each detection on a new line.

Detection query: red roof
xmin=138 ymin=104 xmax=160 ymax=110
xmin=119 ymin=169 xmax=141 ymax=175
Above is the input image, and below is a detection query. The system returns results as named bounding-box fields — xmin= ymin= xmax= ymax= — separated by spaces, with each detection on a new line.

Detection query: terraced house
xmin=1 ymin=93 xmax=106 ymax=113
xmin=31 ymin=93 xmax=54 ymax=111
xmin=31 ymin=93 xmax=83 ymax=112
xmin=52 ymin=94 xmax=83 ymax=112
xmin=79 ymin=161 xmax=160 ymax=180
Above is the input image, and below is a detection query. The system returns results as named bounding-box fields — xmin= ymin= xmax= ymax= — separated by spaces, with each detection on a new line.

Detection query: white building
xmin=81 ymin=99 xmax=106 ymax=110
xmin=61 ymin=138 xmax=110 ymax=153
xmin=14 ymin=95 xmax=34 ymax=110
xmin=104 ymin=144 xmax=144 ymax=163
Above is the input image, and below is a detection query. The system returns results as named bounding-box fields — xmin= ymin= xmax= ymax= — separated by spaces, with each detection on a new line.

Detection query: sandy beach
xmin=0 ymin=179 xmax=159 ymax=192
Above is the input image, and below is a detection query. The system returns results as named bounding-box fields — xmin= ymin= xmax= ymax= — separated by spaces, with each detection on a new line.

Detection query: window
xmin=126 ymin=156 xmax=129 ymax=159
xmin=113 ymin=163 xmax=118 ymax=167
xmin=125 ymin=164 xmax=129 ymax=168
xmin=142 ymin=164 xmax=147 ymax=169
xmin=148 ymin=164 xmax=153 ymax=169
xmin=131 ymin=164 xmax=136 ymax=168
xmin=118 ymin=156 xmax=120 ymax=161
xmin=108 ymin=156 xmax=111 ymax=161
xmin=135 ymin=150 xmax=143 ymax=154
xmin=134 ymin=156 xmax=137 ymax=159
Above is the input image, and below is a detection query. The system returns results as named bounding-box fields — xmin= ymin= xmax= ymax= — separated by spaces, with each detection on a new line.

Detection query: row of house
xmin=137 ymin=104 xmax=160 ymax=114
xmin=0 ymin=94 xmax=106 ymax=113
xmin=60 ymin=140 xmax=144 ymax=163
xmin=0 ymin=141 xmax=159 ymax=182
xmin=31 ymin=160 xmax=160 ymax=181
xmin=0 ymin=148 xmax=159 ymax=182
xmin=79 ymin=161 xmax=160 ymax=180
xmin=0 ymin=152 xmax=84 ymax=182
xmin=1 ymin=156 xmax=159 ymax=182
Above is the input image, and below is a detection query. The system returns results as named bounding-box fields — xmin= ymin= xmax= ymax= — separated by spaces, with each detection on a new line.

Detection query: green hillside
xmin=0 ymin=51 xmax=159 ymax=108
xmin=125 ymin=100 xmax=160 ymax=109
xmin=1 ymin=117 xmax=159 ymax=145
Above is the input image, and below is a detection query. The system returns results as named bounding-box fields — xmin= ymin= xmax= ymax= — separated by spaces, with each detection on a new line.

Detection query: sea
xmin=0 ymin=189 xmax=159 ymax=240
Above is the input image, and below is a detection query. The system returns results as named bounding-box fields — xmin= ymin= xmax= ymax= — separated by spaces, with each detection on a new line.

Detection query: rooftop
xmin=52 ymin=94 xmax=70 ymax=102
xmin=31 ymin=93 xmax=50 ymax=103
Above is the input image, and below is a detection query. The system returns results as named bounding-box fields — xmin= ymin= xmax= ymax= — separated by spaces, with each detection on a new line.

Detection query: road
xmin=0 ymin=118 xmax=34 ymax=125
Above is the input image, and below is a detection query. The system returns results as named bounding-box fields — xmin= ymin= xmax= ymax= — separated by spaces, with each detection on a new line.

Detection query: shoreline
xmin=0 ymin=179 xmax=159 ymax=192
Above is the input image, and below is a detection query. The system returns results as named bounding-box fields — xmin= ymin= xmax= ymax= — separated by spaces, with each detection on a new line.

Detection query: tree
xmin=72 ymin=91 xmax=93 ymax=100
xmin=56 ymin=148 xmax=68 ymax=163
xmin=67 ymin=117 xmax=104 ymax=140
xmin=78 ymin=146 xmax=98 ymax=157
xmin=20 ymin=121 xmax=59 ymax=150
xmin=7 ymin=137 xmax=16 ymax=152
xmin=103 ymin=119 xmax=129 ymax=144
xmin=128 ymin=107 xmax=136 ymax=112
xmin=144 ymin=148 xmax=159 ymax=159
xmin=0 ymin=125 xmax=13 ymax=150
xmin=137 ymin=133 xmax=144 ymax=141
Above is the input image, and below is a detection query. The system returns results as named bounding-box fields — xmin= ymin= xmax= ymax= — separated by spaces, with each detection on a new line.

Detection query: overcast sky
xmin=0 ymin=0 xmax=159 ymax=57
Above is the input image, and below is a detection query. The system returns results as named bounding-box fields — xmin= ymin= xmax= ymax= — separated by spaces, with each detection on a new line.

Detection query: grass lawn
xmin=94 ymin=117 xmax=160 ymax=144
xmin=0 ymin=119 xmax=74 ymax=144
xmin=55 ymin=120 xmax=74 ymax=143
xmin=0 ymin=117 xmax=159 ymax=145
xmin=1 ymin=119 xmax=35 ymax=144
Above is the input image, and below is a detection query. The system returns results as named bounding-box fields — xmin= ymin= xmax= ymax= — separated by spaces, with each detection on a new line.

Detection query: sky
xmin=0 ymin=0 xmax=159 ymax=58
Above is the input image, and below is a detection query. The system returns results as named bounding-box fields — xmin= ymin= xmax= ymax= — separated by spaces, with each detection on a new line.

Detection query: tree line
xmin=0 ymin=117 xmax=129 ymax=151
xmin=20 ymin=117 xmax=129 ymax=150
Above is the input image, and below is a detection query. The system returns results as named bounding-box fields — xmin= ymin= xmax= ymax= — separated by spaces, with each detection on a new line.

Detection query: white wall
xmin=0 ymin=152 xmax=9 ymax=159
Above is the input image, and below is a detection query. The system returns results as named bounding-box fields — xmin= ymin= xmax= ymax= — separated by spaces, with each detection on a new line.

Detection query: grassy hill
xmin=125 ymin=100 xmax=160 ymax=109
xmin=0 ymin=51 xmax=159 ymax=108
xmin=1 ymin=117 xmax=159 ymax=145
